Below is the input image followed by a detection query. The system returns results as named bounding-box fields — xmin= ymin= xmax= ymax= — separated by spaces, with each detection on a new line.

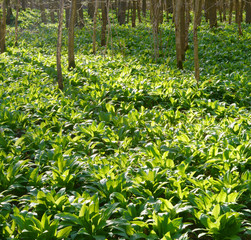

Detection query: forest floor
xmin=0 ymin=10 xmax=250 ymax=240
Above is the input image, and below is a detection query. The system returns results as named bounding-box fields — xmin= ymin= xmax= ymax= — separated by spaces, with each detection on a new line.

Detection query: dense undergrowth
xmin=0 ymin=9 xmax=250 ymax=240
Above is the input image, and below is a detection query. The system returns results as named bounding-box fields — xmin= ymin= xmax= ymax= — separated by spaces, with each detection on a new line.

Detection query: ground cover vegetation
xmin=0 ymin=1 xmax=251 ymax=239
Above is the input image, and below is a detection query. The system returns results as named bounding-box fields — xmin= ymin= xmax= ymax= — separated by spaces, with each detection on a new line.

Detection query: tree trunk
xmin=101 ymin=0 xmax=107 ymax=46
xmin=49 ymin=0 xmax=55 ymax=23
xmin=65 ymin=2 xmax=70 ymax=28
xmin=246 ymin=0 xmax=251 ymax=23
xmin=235 ymin=0 xmax=243 ymax=35
xmin=142 ymin=0 xmax=146 ymax=17
xmin=21 ymin=0 xmax=26 ymax=10
xmin=174 ymin=0 xmax=183 ymax=69
xmin=39 ymin=0 xmax=46 ymax=23
xmin=194 ymin=0 xmax=202 ymax=84
xmin=57 ymin=0 xmax=64 ymax=90
xmin=229 ymin=0 xmax=233 ymax=24
xmin=6 ymin=0 xmax=13 ymax=25
xmin=132 ymin=0 xmax=136 ymax=27
xmin=184 ymin=0 xmax=190 ymax=51
xmin=15 ymin=0 xmax=20 ymax=46
xmin=68 ymin=0 xmax=77 ymax=69
xmin=118 ymin=0 xmax=127 ymax=24
xmin=92 ymin=0 xmax=98 ymax=54
xmin=207 ymin=0 xmax=217 ymax=28
xmin=88 ymin=0 xmax=95 ymax=18
xmin=77 ymin=0 xmax=84 ymax=28
xmin=137 ymin=0 xmax=141 ymax=23
xmin=0 ymin=0 xmax=7 ymax=53
xmin=223 ymin=0 xmax=227 ymax=21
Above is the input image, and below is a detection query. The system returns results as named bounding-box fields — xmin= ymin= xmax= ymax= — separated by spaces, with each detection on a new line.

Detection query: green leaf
xmin=57 ymin=226 xmax=72 ymax=239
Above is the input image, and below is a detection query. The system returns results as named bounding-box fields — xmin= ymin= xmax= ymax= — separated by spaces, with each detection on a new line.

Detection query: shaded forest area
xmin=0 ymin=0 xmax=251 ymax=240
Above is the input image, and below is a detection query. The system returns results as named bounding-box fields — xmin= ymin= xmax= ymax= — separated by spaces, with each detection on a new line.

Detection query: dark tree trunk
xmin=229 ymin=0 xmax=233 ymax=24
xmin=15 ymin=0 xmax=20 ymax=46
xmin=49 ymin=0 xmax=56 ymax=23
xmin=68 ymin=0 xmax=77 ymax=69
xmin=207 ymin=0 xmax=217 ymax=28
xmin=235 ymin=0 xmax=243 ymax=35
xmin=246 ymin=0 xmax=251 ymax=23
xmin=21 ymin=0 xmax=26 ymax=10
xmin=118 ymin=0 xmax=127 ymax=25
xmin=77 ymin=0 xmax=84 ymax=27
xmin=65 ymin=2 xmax=70 ymax=28
xmin=57 ymin=0 xmax=64 ymax=90
xmin=137 ymin=0 xmax=141 ymax=23
xmin=132 ymin=0 xmax=136 ymax=27
xmin=0 ymin=0 xmax=7 ymax=53
xmin=142 ymin=0 xmax=146 ymax=17
xmin=101 ymin=0 xmax=107 ymax=46
xmin=39 ymin=0 xmax=47 ymax=23
xmin=6 ymin=0 xmax=13 ymax=25
xmin=88 ymin=0 xmax=95 ymax=18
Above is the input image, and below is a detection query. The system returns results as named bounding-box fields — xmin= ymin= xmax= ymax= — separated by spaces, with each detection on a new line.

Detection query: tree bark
xmin=229 ymin=0 xmax=233 ymax=24
xmin=184 ymin=0 xmax=190 ymax=51
xmin=39 ymin=0 xmax=46 ymax=23
xmin=88 ymin=0 xmax=95 ymax=18
xmin=194 ymin=0 xmax=202 ymax=85
xmin=118 ymin=0 xmax=127 ymax=24
xmin=142 ymin=0 xmax=146 ymax=17
xmin=0 ymin=0 xmax=7 ymax=53
xmin=174 ymin=0 xmax=183 ymax=69
xmin=57 ymin=0 xmax=64 ymax=90
xmin=92 ymin=0 xmax=98 ymax=54
xmin=137 ymin=0 xmax=141 ymax=23
xmin=235 ymin=0 xmax=243 ymax=35
xmin=101 ymin=0 xmax=107 ymax=46
xmin=49 ymin=0 xmax=55 ymax=23
xmin=77 ymin=0 xmax=84 ymax=28
xmin=15 ymin=0 xmax=20 ymax=46
xmin=207 ymin=0 xmax=217 ymax=28
xmin=6 ymin=0 xmax=13 ymax=25
xmin=132 ymin=0 xmax=136 ymax=27
xmin=68 ymin=0 xmax=77 ymax=69
xmin=21 ymin=0 xmax=26 ymax=10
xmin=246 ymin=0 xmax=251 ymax=23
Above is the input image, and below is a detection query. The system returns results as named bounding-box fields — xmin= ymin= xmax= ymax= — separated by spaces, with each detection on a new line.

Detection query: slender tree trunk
xmin=57 ymin=0 xmax=64 ymax=90
xmin=49 ymin=0 xmax=55 ymax=23
xmin=235 ymin=0 xmax=243 ymax=35
xmin=240 ymin=0 xmax=244 ymax=22
xmin=132 ymin=0 xmax=136 ymax=27
xmin=207 ymin=0 xmax=217 ymax=28
xmin=174 ymin=0 xmax=183 ymax=69
xmin=223 ymin=0 xmax=226 ymax=21
xmin=229 ymin=0 xmax=233 ymax=24
xmin=151 ymin=0 xmax=161 ymax=61
xmin=142 ymin=0 xmax=146 ymax=17
xmin=21 ymin=0 xmax=26 ymax=10
xmin=0 ymin=0 xmax=7 ymax=53
xmin=137 ymin=0 xmax=141 ymax=23
xmin=15 ymin=0 xmax=20 ymax=46
xmin=246 ymin=0 xmax=251 ymax=23
xmin=88 ymin=0 xmax=95 ymax=18
xmin=184 ymin=0 xmax=190 ymax=51
xmin=118 ymin=0 xmax=127 ymax=24
xmin=101 ymin=0 xmax=107 ymax=46
xmin=194 ymin=0 xmax=202 ymax=85
xmin=39 ymin=0 xmax=46 ymax=23
xmin=92 ymin=0 xmax=98 ymax=54
xmin=6 ymin=0 xmax=13 ymax=25
xmin=68 ymin=0 xmax=77 ymax=69
xmin=65 ymin=2 xmax=70 ymax=28
xmin=77 ymin=0 xmax=84 ymax=27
